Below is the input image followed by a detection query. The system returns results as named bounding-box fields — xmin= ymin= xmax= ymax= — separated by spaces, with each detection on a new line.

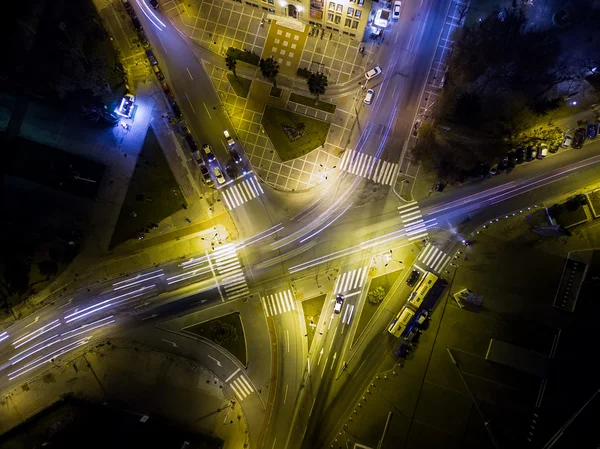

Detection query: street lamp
xmin=384 ymin=250 xmax=403 ymax=267
xmin=319 ymin=163 xmax=337 ymax=180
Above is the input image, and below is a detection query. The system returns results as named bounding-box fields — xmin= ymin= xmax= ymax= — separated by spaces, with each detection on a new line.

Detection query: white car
xmin=223 ymin=129 xmax=235 ymax=146
xmin=203 ymin=144 xmax=216 ymax=162
xmin=561 ymin=133 xmax=572 ymax=148
xmin=213 ymin=167 xmax=225 ymax=184
xmin=392 ymin=0 xmax=401 ymax=20
xmin=537 ymin=143 xmax=548 ymax=158
xmin=334 ymin=294 xmax=345 ymax=314
xmin=364 ymin=89 xmax=375 ymax=105
xmin=365 ymin=66 xmax=382 ymax=80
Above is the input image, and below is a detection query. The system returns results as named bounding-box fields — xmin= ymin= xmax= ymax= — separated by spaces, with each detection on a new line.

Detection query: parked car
xmin=561 ymin=133 xmax=573 ymax=148
xmin=161 ymin=82 xmax=174 ymax=98
xmin=179 ymin=120 xmax=191 ymax=135
xmin=152 ymin=65 xmax=164 ymax=81
xmin=365 ymin=66 xmax=382 ymax=80
xmin=406 ymin=269 xmax=420 ymax=287
xmin=223 ymin=129 xmax=235 ymax=146
xmin=549 ymin=142 xmax=560 ymax=154
xmin=170 ymin=100 xmax=182 ymax=118
xmin=537 ymin=143 xmax=548 ymax=158
xmin=364 ymin=88 xmax=375 ymax=105
xmin=200 ymin=165 xmax=213 ymax=186
xmin=203 ymin=144 xmax=216 ymax=162
xmin=572 ymin=128 xmax=586 ymax=149
xmin=497 ymin=156 xmax=508 ymax=172
xmin=489 ymin=159 xmax=499 ymax=175
xmin=191 ymin=150 xmax=203 ymax=165
xmin=184 ymin=135 xmax=198 ymax=152
xmin=395 ymin=343 xmax=410 ymax=359
xmin=225 ymin=164 xmax=237 ymax=179
xmin=229 ymin=148 xmax=242 ymax=164
xmin=526 ymin=146 xmax=537 ymax=161
xmin=122 ymin=0 xmax=134 ymax=15
xmin=392 ymin=0 xmax=402 ymax=20
xmin=131 ymin=16 xmax=143 ymax=32
xmin=334 ymin=294 xmax=345 ymax=314
xmin=412 ymin=119 xmax=420 ymax=137
xmin=515 ymin=148 xmax=526 ymax=164
xmin=434 ymin=182 xmax=445 ymax=192
xmin=137 ymin=32 xmax=150 ymax=48
xmin=506 ymin=151 xmax=517 ymax=169
xmin=587 ymin=123 xmax=597 ymax=139
xmin=145 ymin=49 xmax=157 ymax=66
xmin=213 ymin=167 xmax=225 ymax=184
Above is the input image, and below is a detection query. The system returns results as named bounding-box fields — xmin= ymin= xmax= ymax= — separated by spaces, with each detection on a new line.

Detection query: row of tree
xmin=225 ymin=54 xmax=329 ymax=102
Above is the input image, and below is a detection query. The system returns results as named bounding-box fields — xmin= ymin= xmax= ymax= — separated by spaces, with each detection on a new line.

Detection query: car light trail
xmin=64 ymin=285 xmax=155 ymax=323
xmin=299 ymin=202 xmax=353 ymax=244
xmin=13 ymin=320 xmax=61 ymax=349
xmin=166 ymin=266 xmax=213 ymax=285
xmin=112 ymin=269 xmax=164 ymax=291
xmin=8 ymin=338 xmax=89 ymax=381
xmin=237 ymin=223 xmax=284 ymax=248
xmin=0 ymin=332 xmax=8 ymax=343
xmin=136 ymin=0 xmax=166 ymax=30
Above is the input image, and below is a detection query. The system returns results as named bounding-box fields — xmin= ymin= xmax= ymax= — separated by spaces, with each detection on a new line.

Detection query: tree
xmin=307 ymin=72 xmax=328 ymax=103
xmin=259 ymin=56 xmax=279 ymax=88
xmin=367 ymin=286 xmax=386 ymax=304
xmin=225 ymin=55 xmax=237 ymax=79
xmin=210 ymin=320 xmax=238 ymax=345
xmin=38 ymin=260 xmax=58 ymax=276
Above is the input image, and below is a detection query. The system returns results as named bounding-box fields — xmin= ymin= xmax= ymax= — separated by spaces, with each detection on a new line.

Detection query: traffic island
xmin=183 ymin=312 xmax=247 ymax=366
xmin=301 ymin=294 xmax=327 ymax=352
xmin=351 ymin=269 xmax=403 ymax=348
xmin=261 ymin=104 xmax=330 ymax=162
xmin=109 ymin=128 xmax=183 ymax=249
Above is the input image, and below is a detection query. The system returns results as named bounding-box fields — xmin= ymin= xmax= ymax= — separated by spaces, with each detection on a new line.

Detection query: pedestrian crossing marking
xmin=262 ymin=289 xmax=296 ymax=317
xmin=339 ymin=150 xmax=397 ymax=185
xmin=398 ymin=202 xmax=429 ymax=241
xmin=416 ymin=244 xmax=451 ymax=273
xmin=229 ymin=374 xmax=254 ymax=400
xmin=334 ymin=266 xmax=369 ymax=293
xmin=212 ymin=244 xmax=249 ymax=301
xmin=222 ymin=175 xmax=264 ymax=210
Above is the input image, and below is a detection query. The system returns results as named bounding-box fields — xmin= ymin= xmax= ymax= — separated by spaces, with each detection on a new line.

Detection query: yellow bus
xmin=407 ymin=272 xmax=438 ymax=309
xmin=388 ymin=306 xmax=415 ymax=338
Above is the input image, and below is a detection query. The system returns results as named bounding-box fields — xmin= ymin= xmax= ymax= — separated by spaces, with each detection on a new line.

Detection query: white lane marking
xmin=225 ymin=367 xmax=241 ymax=383
xmin=185 ymin=92 xmax=196 ymax=114
xmin=162 ymin=339 xmax=178 ymax=348
xmin=203 ymin=102 xmax=213 ymax=119
xmin=186 ymin=67 xmax=194 ymax=80
xmin=208 ymin=354 xmax=222 ymax=367
xmin=284 ymin=384 xmax=289 ymax=404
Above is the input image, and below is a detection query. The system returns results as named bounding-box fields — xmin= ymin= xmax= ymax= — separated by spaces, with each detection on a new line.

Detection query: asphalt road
xmin=3 ymin=1 xmax=600 ymax=449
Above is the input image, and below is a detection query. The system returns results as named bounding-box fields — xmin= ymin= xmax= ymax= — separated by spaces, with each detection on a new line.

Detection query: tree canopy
xmin=259 ymin=57 xmax=280 ymax=88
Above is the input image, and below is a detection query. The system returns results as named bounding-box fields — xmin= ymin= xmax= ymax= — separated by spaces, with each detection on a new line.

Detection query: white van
xmin=364 ymin=89 xmax=375 ymax=105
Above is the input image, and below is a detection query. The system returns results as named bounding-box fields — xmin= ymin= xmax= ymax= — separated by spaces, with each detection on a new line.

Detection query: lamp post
xmin=319 ymin=163 xmax=337 ymax=180
xmin=384 ymin=249 xmax=403 ymax=267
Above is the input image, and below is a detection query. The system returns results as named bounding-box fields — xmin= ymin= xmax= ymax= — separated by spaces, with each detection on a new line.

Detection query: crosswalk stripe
xmin=222 ymin=191 xmax=233 ymax=209
xmin=347 ymin=270 xmax=357 ymax=291
xmin=283 ymin=290 xmax=295 ymax=310
xmin=241 ymin=181 xmax=254 ymax=199
xmin=340 ymin=149 xmax=351 ymax=169
xmin=334 ymin=272 xmax=345 ymax=292
xmin=221 ymin=176 xmax=265 ymax=210
xmin=397 ymin=202 xmax=418 ymax=211
xmin=246 ymin=178 xmax=259 ymax=197
xmin=251 ymin=176 xmax=264 ymax=194
xmin=230 ymin=381 xmax=243 ymax=399
xmin=359 ymin=266 xmax=368 ymax=287
xmin=339 ymin=150 xmax=398 ymax=186
xmin=352 ymin=267 xmax=363 ymax=289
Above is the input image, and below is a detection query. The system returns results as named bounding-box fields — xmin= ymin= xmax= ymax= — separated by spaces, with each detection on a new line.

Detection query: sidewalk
xmin=0 ymin=340 xmax=247 ymax=449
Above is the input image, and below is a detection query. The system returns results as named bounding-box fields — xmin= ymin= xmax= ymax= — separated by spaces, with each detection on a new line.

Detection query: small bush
xmin=367 ymin=286 xmax=386 ymax=304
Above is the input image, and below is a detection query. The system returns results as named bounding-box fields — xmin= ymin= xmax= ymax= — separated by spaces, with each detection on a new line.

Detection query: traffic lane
xmin=264 ymin=310 xmax=304 ymax=449
xmin=423 ymin=144 xmax=600 ymax=227
xmin=133 ymin=2 xmax=232 ymax=164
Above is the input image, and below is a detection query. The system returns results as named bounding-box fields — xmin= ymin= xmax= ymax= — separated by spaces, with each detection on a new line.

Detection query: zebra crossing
xmin=262 ymin=289 xmax=296 ymax=317
xmin=221 ymin=175 xmax=265 ymax=210
xmin=228 ymin=371 xmax=255 ymax=401
xmin=397 ymin=202 xmax=429 ymax=241
xmin=334 ymin=266 xmax=369 ymax=294
xmin=416 ymin=244 xmax=451 ymax=273
xmin=339 ymin=150 xmax=397 ymax=186
xmin=212 ymin=244 xmax=250 ymax=301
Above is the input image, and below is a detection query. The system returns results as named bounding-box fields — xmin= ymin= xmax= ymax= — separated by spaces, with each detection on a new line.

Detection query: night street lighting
xmin=384 ymin=249 xmax=403 ymax=267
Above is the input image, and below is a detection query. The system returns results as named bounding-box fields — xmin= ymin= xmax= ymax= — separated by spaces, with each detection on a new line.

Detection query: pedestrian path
xmin=416 ymin=244 xmax=451 ymax=274
xmin=397 ymin=202 xmax=429 ymax=241
xmin=261 ymin=289 xmax=296 ymax=317
xmin=228 ymin=372 xmax=255 ymax=401
xmin=212 ymin=244 xmax=250 ymax=301
xmin=339 ymin=150 xmax=397 ymax=186
xmin=221 ymin=175 xmax=265 ymax=210
xmin=334 ymin=266 xmax=369 ymax=294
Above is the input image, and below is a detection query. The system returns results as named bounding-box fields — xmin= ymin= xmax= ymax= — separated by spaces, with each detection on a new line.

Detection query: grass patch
xmin=227 ymin=73 xmax=252 ymax=98
xmin=301 ymin=294 xmax=327 ymax=352
xmin=226 ymin=47 xmax=260 ymax=66
xmin=352 ymin=269 xmax=403 ymax=348
xmin=289 ymin=92 xmax=336 ymax=114
xmin=183 ymin=312 xmax=247 ymax=365
xmin=261 ymin=104 xmax=330 ymax=162
xmin=109 ymin=128 xmax=183 ymax=249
